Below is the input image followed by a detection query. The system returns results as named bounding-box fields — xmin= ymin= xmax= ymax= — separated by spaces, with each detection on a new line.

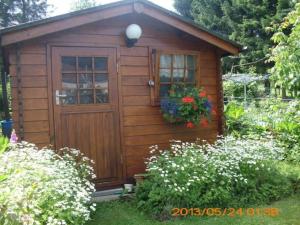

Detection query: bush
xmin=0 ymin=142 xmax=96 ymax=225
xmin=136 ymin=135 xmax=293 ymax=219
xmin=225 ymin=99 xmax=300 ymax=164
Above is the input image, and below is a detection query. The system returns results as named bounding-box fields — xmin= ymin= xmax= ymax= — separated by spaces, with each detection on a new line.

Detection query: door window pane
xmin=95 ymin=74 xmax=108 ymax=89
xmin=96 ymin=89 xmax=108 ymax=103
xmin=62 ymin=74 xmax=77 ymax=89
xmin=173 ymin=69 xmax=184 ymax=82
xmin=160 ymin=69 xmax=171 ymax=82
xmin=173 ymin=55 xmax=184 ymax=68
xmin=80 ymin=90 xmax=93 ymax=104
xmin=95 ymin=57 xmax=108 ymax=71
xmin=78 ymin=57 xmax=93 ymax=71
xmin=79 ymin=74 xmax=93 ymax=89
xmin=62 ymin=57 xmax=76 ymax=71
xmin=61 ymin=89 xmax=77 ymax=105
xmin=160 ymin=55 xmax=172 ymax=68
xmin=61 ymin=56 xmax=109 ymax=105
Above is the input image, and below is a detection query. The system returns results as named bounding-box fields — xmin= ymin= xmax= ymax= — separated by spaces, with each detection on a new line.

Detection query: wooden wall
xmin=7 ymin=14 xmax=221 ymax=181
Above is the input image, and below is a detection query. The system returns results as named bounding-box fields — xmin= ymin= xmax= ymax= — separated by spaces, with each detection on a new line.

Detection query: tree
xmin=174 ymin=0 xmax=295 ymax=75
xmin=270 ymin=3 xmax=300 ymax=96
xmin=174 ymin=0 xmax=193 ymax=19
xmin=71 ymin=0 xmax=97 ymax=11
xmin=0 ymin=0 xmax=48 ymax=28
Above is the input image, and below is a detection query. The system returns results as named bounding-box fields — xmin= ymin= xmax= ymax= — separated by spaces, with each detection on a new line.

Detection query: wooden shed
xmin=0 ymin=0 xmax=240 ymax=189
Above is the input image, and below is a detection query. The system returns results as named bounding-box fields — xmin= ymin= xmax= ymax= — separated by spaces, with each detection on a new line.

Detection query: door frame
xmin=46 ymin=43 xmax=127 ymax=187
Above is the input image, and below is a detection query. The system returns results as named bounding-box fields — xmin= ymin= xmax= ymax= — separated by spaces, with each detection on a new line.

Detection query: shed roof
xmin=0 ymin=0 xmax=241 ymax=54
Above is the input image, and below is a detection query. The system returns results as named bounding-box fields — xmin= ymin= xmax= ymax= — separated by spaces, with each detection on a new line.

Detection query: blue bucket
xmin=1 ymin=119 xmax=13 ymax=138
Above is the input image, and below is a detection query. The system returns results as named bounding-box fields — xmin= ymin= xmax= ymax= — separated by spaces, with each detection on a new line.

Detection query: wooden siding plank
xmin=11 ymin=76 xmax=47 ymax=88
xmin=123 ymin=106 xmax=161 ymax=116
xmin=12 ymin=88 xmax=48 ymax=99
xmin=122 ymin=76 xmax=148 ymax=86
xmin=120 ymin=56 xmax=148 ymax=66
xmin=124 ymin=131 xmax=218 ymax=146
xmin=9 ymin=54 xmax=46 ymax=65
xmin=23 ymin=132 xmax=50 ymax=144
xmin=122 ymin=85 xmax=149 ymax=96
xmin=123 ymin=96 xmax=150 ymax=106
xmin=124 ymin=123 xmax=218 ymax=137
xmin=10 ymin=65 xmax=46 ymax=76
xmin=13 ymin=110 xmax=49 ymax=122
xmin=12 ymin=99 xmax=48 ymax=110
xmin=120 ymin=66 xmax=149 ymax=76
xmin=120 ymin=47 xmax=148 ymax=56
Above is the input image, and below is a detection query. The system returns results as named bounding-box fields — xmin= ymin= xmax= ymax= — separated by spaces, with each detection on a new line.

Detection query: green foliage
xmin=223 ymin=80 xmax=267 ymax=99
xmin=270 ymin=3 xmax=300 ymax=95
xmin=136 ymin=136 xmax=293 ymax=219
xmin=0 ymin=142 xmax=96 ymax=224
xmin=71 ymin=0 xmax=97 ymax=11
xmin=0 ymin=0 xmax=49 ymax=28
xmin=174 ymin=0 xmax=295 ymax=74
xmin=225 ymin=99 xmax=300 ymax=163
xmin=0 ymin=136 xmax=9 ymax=154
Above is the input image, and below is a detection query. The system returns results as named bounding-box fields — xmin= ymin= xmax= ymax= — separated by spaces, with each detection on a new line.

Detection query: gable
xmin=0 ymin=0 xmax=241 ymax=54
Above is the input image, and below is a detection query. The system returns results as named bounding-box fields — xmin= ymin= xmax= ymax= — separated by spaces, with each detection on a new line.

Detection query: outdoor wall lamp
xmin=125 ymin=24 xmax=142 ymax=47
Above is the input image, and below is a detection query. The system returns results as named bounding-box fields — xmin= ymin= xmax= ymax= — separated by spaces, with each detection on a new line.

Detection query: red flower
xmin=186 ymin=122 xmax=195 ymax=128
xmin=182 ymin=96 xmax=194 ymax=103
xmin=200 ymin=118 xmax=209 ymax=127
xmin=199 ymin=91 xmax=207 ymax=98
xmin=207 ymin=95 xmax=213 ymax=101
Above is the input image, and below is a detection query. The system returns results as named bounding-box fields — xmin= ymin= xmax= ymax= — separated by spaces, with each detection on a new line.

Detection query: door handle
xmin=55 ymin=90 xmax=67 ymax=105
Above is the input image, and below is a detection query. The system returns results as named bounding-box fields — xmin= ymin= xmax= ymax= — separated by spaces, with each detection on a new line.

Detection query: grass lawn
xmin=87 ymin=194 xmax=300 ymax=225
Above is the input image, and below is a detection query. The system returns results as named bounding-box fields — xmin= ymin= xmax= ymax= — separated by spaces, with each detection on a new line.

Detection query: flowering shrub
xmin=0 ymin=142 xmax=96 ymax=225
xmin=136 ymin=135 xmax=293 ymax=218
xmin=160 ymin=85 xmax=216 ymax=128
xmin=225 ymin=99 xmax=300 ymax=163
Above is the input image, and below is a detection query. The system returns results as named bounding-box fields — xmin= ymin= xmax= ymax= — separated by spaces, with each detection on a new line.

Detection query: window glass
xmin=160 ymin=55 xmax=172 ymax=68
xmin=62 ymin=57 xmax=76 ymax=71
xmin=173 ymin=55 xmax=184 ymax=68
xmin=80 ymin=90 xmax=93 ymax=104
xmin=61 ymin=56 xmax=109 ymax=105
xmin=96 ymin=89 xmax=108 ymax=103
xmin=187 ymin=55 xmax=196 ymax=69
xmin=158 ymin=54 xmax=197 ymax=98
xmin=62 ymin=74 xmax=77 ymax=89
xmin=79 ymin=74 xmax=93 ymax=89
xmin=160 ymin=69 xmax=171 ymax=82
xmin=61 ymin=89 xmax=77 ymax=105
xmin=78 ymin=57 xmax=93 ymax=71
xmin=95 ymin=57 xmax=108 ymax=71
xmin=95 ymin=74 xmax=108 ymax=89
xmin=173 ymin=69 xmax=184 ymax=82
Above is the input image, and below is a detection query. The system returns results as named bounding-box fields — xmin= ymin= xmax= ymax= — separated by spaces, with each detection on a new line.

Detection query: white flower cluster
xmin=146 ymin=135 xmax=284 ymax=194
xmin=0 ymin=142 xmax=96 ymax=225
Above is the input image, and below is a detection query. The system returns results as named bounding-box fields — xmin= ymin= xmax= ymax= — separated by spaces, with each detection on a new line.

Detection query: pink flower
xmin=10 ymin=129 xmax=18 ymax=144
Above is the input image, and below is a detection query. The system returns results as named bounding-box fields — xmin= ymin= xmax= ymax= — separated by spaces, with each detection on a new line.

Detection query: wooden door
xmin=51 ymin=47 xmax=123 ymax=188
